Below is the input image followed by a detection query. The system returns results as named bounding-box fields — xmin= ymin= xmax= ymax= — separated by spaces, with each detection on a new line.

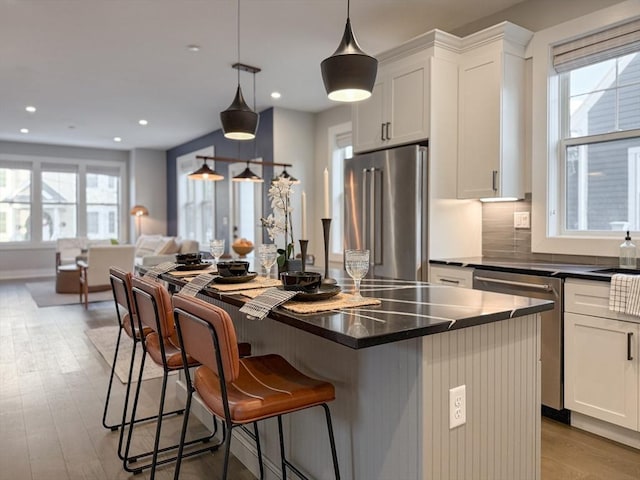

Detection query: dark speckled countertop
xmin=153 ymin=269 xmax=554 ymax=349
xmin=430 ymin=257 xmax=640 ymax=282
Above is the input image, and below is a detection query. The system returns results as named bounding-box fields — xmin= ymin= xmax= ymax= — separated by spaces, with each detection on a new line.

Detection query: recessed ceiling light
xmin=187 ymin=44 xmax=201 ymax=52
xmin=271 ymin=92 xmax=281 ymax=99
xmin=20 ymin=128 xmax=29 ymax=134
xmin=25 ymin=106 xmax=36 ymax=113
xmin=113 ymin=136 xmax=122 ymax=142
xmin=138 ymin=119 xmax=148 ymax=126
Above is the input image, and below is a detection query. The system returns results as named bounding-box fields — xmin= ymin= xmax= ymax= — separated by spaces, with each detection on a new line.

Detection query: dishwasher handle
xmin=474 ymin=275 xmax=554 ymax=292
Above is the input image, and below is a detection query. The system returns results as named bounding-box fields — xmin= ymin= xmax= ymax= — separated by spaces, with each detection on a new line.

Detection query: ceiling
xmin=0 ymin=0 xmax=527 ymax=151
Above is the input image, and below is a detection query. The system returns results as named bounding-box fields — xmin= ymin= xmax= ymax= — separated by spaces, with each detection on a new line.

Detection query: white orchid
xmin=260 ymin=177 xmax=295 ymax=262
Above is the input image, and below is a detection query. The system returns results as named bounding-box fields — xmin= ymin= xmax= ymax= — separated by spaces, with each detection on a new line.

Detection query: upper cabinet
xmin=353 ymin=51 xmax=430 ymax=153
xmin=457 ymin=23 xmax=533 ymax=200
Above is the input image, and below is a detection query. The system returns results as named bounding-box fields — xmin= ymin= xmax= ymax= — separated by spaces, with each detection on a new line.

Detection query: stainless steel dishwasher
xmin=473 ymin=269 xmax=564 ymax=413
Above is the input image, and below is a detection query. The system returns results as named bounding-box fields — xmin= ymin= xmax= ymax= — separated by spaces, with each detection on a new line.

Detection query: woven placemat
xmin=281 ymin=293 xmax=381 ymax=314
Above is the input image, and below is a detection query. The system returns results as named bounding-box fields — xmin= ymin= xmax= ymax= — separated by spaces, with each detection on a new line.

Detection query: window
xmin=0 ymin=156 xmax=125 ymax=245
xmin=328 ymin=123 xmax=352 ymax=262
xmin=86 ymin=168 xmax=120 ymax=240
xmin=177 ymin=147 xmax=216 ymax=247
xmin=558 ymin=34 xmax=640 ymax=235
xmin=0 ymin=165 xmax=31 ymax=242
xmin=42 ymin=166 xmax=77 ymax=240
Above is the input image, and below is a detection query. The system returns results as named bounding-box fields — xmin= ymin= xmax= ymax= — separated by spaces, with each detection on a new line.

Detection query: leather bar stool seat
xmin=194 ymin=354 xmax=334 ymax=423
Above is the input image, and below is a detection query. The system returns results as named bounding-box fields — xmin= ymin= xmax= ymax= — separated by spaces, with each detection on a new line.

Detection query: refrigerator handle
xmin=371 ymin=168 xmax=383 ymax=266
xmin=361 ymin=168 xmax=369 ymax=250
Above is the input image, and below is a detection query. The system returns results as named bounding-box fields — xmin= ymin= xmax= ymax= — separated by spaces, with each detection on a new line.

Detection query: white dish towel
xmin=609 ymin=274 xmax=640 ymax=316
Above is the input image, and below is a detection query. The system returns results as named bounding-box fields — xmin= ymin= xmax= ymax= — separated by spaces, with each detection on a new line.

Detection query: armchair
xmin=79 ymin=245 xmax=136 ymax=308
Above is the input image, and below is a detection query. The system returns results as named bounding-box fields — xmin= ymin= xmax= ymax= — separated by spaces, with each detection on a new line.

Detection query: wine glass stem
xmin=353 ymin=278 xmax=362 ymax=298
xmin=266 ymin=266 xmax=271 ymax=279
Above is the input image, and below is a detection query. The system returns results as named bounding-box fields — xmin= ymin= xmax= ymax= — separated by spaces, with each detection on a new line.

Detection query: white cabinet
xmin=353 ymin=52 xmax=430 ymax=153
xmin=429 ymin=264 xmax=473 ymax=288
xmin=457 ymin=23 xmax=532 ymax=199
xmin=564 ymin=279 xmax=640 ymax=430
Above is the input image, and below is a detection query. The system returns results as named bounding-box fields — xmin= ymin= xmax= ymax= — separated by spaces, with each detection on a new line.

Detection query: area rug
xmin=86 ymin=326 xmax=174 ymax=383
xmin=26 ymin=281 xmax=113 ymax=307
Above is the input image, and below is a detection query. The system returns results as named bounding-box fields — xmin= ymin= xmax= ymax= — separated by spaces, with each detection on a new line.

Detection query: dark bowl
xmin=217 ymin=260 xmax=250 ymax=277
xmin=176 ymin=252 xmax=202 ymax=265
xmin=280 ymin=271 xmax=322 ymax=293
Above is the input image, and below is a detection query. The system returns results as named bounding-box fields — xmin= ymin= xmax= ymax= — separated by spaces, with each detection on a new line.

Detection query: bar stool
xmin=104 ymin=268 xmax=151 ymax=431
xmin=124 ymin=276 xmax=218 ymax=477
xmin=107 ymin=268 xmax=187 ymax=464
xmin=172 ymin=293 xmax=340 ymax=480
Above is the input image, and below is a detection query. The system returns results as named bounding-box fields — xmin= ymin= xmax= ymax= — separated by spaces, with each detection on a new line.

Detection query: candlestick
xmin=321 ymin=218 xmax=337 ymax=285
xmin=323 ymin=168 xmax=330 ymax=218
xmin=301 ymin=191 xmax=307 ymax=239
xmin=299 ymin=239 xmax=309 ymax=273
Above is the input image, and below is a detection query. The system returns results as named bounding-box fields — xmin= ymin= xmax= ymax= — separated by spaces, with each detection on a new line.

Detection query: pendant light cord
xmin=237 ymin=0 xmax=241 ymax=86
xmin=347 ymin=0 xmax=350 ymax=20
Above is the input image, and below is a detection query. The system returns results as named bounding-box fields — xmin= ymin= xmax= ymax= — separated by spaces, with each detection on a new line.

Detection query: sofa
xmin=134 ymin=234 xmax=199 ymax=266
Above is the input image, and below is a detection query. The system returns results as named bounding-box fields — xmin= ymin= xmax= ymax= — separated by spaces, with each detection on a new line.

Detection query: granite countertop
xmin=430 ymin=257 xmax=640 ymax=282
xmin=154 ymin=270 xmax=553 ymax=349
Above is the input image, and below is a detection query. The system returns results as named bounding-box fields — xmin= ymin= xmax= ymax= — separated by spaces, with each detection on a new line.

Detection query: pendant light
xmin=321 ymin=0 xmax=377 ymax=102
xmin=276 ymin=168 xmax=300 ymax=184
xmin=188 ymin=159 xmax=224 ymax=181
xmin=220 ymin=0 xmax=259 ymax=140
xmin=232 ymin=69 xmax=264 ymax=183
xmin=233 ymin=162 xmax=264 ymax=182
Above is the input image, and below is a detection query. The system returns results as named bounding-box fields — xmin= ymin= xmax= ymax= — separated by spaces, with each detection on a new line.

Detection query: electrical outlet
xmin=449 ymin=385 xmax=466 ymax=429
xmin=514 ymin=211 xmax=530 ymax=229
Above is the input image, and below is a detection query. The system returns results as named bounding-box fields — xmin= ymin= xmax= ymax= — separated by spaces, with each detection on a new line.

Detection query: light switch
xmin=514 ymin=211 xmax=530 ymax=229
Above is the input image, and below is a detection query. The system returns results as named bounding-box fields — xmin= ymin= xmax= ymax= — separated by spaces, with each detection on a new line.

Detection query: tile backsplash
xmin=481 ymin=193 xmax=617 ymax=266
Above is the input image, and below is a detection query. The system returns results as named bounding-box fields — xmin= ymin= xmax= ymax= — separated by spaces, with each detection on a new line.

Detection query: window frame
xmin=0 ymin=153 xmax=127 ymax=248
xmin=327 ymin=122 xmax=352 ymax=263
xmin=531 ymin=2 xmax=640 ymax=257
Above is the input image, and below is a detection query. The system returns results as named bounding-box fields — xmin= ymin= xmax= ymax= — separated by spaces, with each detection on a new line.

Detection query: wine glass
xmin=258 ymin=244 xmax=278 ymax=279
xmin=345 ymin=249 xmax=370 ymax=301
xmin=209 ymin=239 xmax=225 ymax=267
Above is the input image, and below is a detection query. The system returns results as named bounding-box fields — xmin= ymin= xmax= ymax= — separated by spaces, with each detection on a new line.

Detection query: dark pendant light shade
xmin=232 ymin=163 xmax=263 ymax=182
xmin=188 ymin=160 xmax=224 ymax=181
xmin=278 ymin=168 xmax=300 ymax=184
xmin=321 ymin=17 xmax=378 ymax=102
xmin=220 ymin=85 xmax=259 ymax=140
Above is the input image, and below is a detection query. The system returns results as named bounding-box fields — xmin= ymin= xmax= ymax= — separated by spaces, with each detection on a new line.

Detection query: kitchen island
xmin=155 ymin=270 xmax=553 ymax=480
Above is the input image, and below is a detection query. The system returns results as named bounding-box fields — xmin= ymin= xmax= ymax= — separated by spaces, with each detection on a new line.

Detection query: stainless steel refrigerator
xmin=344 ymin=144 xmax=428 ymax=281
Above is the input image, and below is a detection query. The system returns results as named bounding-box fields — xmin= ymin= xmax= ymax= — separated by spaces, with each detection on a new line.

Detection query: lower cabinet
xmin=564 ymin=278 xmax=640 ymax=432
xmin=428 ymin=264 xmax=473 ymax=288
xmin=564 ymin=312 xmax=639 ymax=430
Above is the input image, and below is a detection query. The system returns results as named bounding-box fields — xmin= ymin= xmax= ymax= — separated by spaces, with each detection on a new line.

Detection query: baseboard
xmin=571 ymin=411 xmax=640 ymax=449
xmin=175 ymin=375 xmax=282 ymax=479
xmin=0 ymin=269 xmax=52 ymax=280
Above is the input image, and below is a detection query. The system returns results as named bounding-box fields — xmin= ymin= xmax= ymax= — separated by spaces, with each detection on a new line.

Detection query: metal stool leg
xmin=101 ymin=325 xmax=124 ymax=431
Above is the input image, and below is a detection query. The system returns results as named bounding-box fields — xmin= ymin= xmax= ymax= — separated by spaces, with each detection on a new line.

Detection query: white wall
xmin=128 ymin=148 xmax=167 ymax=242
xmin=312 ymin=105 xmax=351 ymax=266
xmin=0 ymin=141 xmax=129 ymax=279
xmin=273 ymin=107 xmax=318 ymax=259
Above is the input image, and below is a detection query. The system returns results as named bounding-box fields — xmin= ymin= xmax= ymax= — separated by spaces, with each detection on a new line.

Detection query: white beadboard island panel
xmin=423 ymin=314 xmax=541 ymax=480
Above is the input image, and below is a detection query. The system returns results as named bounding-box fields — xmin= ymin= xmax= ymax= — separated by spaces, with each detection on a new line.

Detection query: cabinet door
xmin=387 ymin=58 xmax=430 ymax=147
xmin=429 ymin=265 xmax=473 ymax=288
xmin=457 ymin=52 xmax=501 ymax=199
xmin=353 ymin=79 xmax=385 ymax=153
xmin=564 ymin=312 xmax=639 ymax=430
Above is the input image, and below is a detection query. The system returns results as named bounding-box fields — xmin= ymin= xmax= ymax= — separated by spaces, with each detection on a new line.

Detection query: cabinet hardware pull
xmin=380 ymin=123 xmax=385 ymax=141
xmin=385 ymin=122 xmax=391 ymax=140
xmin=492 ymin=170 xmax=498 ymax=191
xmin=628 ymin=332 xmax=634 ymax=361
xmin=474 ymin=276 xmax=553 ymax=292
xmin=440 ymin=278 xmax=460 ymax=285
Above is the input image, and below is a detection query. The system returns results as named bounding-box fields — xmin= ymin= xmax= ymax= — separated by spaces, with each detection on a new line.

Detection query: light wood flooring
xmin=2 ymin=278 xmax=640 ymax=480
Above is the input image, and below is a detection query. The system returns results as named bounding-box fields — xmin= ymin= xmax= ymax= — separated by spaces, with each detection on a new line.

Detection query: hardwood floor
xmin=2 ymin=278 xmax=640 ymax=480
